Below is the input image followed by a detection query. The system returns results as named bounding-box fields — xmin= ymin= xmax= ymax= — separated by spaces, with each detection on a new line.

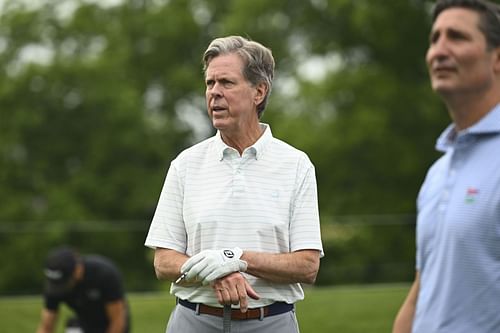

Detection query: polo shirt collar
xmin=215 ymin=123 xmax=273 ymax=161
xmin=436 ymin=104 xmax=500 ymax=152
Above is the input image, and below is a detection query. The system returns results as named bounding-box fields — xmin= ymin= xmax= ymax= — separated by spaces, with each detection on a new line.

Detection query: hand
xmin=212 ymin=272 xmax=260 ymax=313
xmin=181 ymin=248 xmax=248 ymax=285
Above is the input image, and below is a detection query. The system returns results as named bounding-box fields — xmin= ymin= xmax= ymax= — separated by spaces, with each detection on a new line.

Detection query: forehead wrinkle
xmin=205 ymin=56 xmax=243 ymax=78
xmin=433 ymin=8 xmax=481 ymax=34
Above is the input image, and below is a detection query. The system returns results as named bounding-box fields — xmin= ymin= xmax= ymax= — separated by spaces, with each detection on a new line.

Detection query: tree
xmin=0 ymin=0 xmax=451 ymax=293
xmin=0 ymin=0 xmax=209 ymax=293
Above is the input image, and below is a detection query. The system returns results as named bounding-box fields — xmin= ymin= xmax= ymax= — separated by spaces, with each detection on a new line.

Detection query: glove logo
xmin=223 ymin=249 xmax=235 ymax=258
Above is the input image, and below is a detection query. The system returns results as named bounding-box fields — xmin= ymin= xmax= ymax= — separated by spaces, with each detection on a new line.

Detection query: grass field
xmin=0 ymin=284 xmax=409 ymax=333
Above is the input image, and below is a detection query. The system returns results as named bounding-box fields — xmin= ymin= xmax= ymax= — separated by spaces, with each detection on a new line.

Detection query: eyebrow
xmin=429 ymin=26 xmax=472 ymax=42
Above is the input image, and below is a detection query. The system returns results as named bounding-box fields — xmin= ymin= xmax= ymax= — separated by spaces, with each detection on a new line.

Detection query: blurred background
xmin=1 ymin=0 xmax=449 ymax=296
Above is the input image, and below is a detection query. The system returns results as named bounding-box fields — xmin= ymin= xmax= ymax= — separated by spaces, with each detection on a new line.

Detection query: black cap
xmin=44 ymin=246 xmax=78 ymax=295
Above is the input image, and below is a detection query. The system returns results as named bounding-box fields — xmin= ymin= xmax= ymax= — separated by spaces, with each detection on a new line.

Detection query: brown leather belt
xmin=178 ymin=298 xmax=294 ymax=320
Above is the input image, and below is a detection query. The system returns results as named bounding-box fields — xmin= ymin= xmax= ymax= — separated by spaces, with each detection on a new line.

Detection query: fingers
xmin=184 ymin=260 xmax=209 ymax=281
xmin=181 ymin=252 xmax=205 ymax=272
xmin=181 ymin=254 xmax=206 ymax=281
xmin=212 ymin=272 xmax=260 ymax=313
xmin=244 ymin=279 xmax=260 ymax=300
xmin=182 ymin=251 xmax=244 ymax=284
xmin=202 ymin=259 xmax=244 ymax=284
xmin=215 ymin=287 xmax=239 ymax=306
xmin=236 ymin=282 xmax=249 ymax=313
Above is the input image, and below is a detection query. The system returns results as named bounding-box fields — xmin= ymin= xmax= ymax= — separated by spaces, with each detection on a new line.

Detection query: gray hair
xmin=432 ymin=0 xmax=500 ymax=50
xmin=202 ymin=36 xmax=275 ymax=118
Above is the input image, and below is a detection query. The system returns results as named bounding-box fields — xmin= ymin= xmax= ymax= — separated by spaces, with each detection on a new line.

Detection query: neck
xmin=441 ymin=88 xmax=500 ymax=130
xmin=220 ymin=122 xmax=264 ymax=155
xmin=75 ymin=262 xmax=84 ymax=282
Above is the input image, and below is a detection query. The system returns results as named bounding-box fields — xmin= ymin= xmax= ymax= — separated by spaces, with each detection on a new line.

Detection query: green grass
xmin=0 ymin=284 xmax=409 ymax=333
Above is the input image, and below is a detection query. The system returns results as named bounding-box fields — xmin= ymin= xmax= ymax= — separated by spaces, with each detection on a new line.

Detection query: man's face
xmin=205 ymin=53 xmax=263 ymax=135
xmin=426 ymin=8 xmax=497 ymax=96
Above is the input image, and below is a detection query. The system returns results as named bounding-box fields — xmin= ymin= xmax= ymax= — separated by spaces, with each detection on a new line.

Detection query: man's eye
xmin=448 ymin=31 xmax=466 ymax=40
xmin=429 ymin=32 xmax=440 ymax=44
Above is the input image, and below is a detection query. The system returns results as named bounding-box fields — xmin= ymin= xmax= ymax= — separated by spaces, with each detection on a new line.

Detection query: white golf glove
xmin=181 ymin=247 xmax=247 ymax=285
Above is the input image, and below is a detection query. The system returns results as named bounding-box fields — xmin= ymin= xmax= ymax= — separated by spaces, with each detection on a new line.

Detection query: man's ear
xmin=493 ymin=47 xmax=500 ymax=73
xmin=254 ymin=82 xmax=267 ymax=105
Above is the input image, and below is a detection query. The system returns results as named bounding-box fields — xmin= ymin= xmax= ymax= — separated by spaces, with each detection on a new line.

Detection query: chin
xmin=432 ymin=81 xmax=455 ymax=94
xmin=212 ymin=120 xmax=227 ymax=131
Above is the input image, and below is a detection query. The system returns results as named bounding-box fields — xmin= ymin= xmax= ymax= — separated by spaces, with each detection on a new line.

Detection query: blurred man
xmin=37 ymin=246 xmax=130 ymax=333
xmin=145 ymin=35 xmax=323 ymax=333
xmin=393 ymin=0 xmax=500 ymax=332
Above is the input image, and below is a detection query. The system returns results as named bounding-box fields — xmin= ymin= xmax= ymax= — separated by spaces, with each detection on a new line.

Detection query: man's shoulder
xmin=175 ymin=136 xmax=215 ymax=160
xmin=83 ymin=255 xmax=123 ymax=281
xmin=169 ymin=136 xmax=218 ymax=171
xmin=268 ymin=136 xmax=312 ymax=163
xmin=84 ymin=254 xmax=116 ymax=267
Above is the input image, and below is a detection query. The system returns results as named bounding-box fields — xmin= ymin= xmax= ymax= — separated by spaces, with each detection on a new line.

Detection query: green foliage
xmin=1 ymin=0 xmax=447 ymax=293
xmin=260 ymin=0 xmax=448 ymax=215
xmin=319 ymin=216 xmax=415 ymax=285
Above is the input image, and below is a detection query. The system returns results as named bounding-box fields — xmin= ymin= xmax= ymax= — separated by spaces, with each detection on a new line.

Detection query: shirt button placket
xmin=233 ymin=157 xmax=244 ymax=196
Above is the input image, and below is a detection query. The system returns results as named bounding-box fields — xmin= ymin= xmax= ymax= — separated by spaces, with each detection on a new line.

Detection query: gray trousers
xmin=165 ymin=304 xmax=300 ymax=333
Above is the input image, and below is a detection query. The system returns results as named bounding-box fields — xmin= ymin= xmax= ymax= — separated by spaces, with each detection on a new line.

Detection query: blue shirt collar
xmin=436 ymin=104 xmax=500 ymax=152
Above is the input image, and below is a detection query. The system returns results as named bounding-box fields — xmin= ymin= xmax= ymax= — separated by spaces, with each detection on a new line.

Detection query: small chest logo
xmin=465 ymin=187 xmax=479 ymax=204
xmin=86 ymin=289 xmax=101 ymax=300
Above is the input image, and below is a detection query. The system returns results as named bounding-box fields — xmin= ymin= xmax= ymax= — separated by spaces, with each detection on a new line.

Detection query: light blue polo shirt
xmin=413 ymin=105 xmax=500 ymax=333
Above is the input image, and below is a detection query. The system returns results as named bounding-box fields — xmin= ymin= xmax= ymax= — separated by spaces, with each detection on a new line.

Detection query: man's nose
xmin=428 ymin=37 xmax=450 ymax=63
xmin=209 ymin=82 xmax=223 ymax=97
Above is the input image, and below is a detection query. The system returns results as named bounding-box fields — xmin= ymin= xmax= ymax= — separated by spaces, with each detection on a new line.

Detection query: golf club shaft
xmin=223 ymin=304 xmax=231 ymax=333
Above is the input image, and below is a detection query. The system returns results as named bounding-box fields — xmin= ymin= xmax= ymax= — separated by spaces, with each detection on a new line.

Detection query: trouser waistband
xmin=177 ymin=298 xmax=294 ymax=320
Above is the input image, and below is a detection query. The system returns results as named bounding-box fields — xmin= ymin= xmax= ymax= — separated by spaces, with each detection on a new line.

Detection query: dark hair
xmin=202 ymin=36 xmax=275 ymax=118
xmin=432 ymin=0 xmax=500 ymax=49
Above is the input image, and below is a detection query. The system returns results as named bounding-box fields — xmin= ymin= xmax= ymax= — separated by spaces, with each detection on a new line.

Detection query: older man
xmin=145 ymin=36 xmax=323 ymax=333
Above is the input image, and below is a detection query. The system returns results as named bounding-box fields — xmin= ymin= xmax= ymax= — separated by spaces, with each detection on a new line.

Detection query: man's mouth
xmin=431 ymin=63 xmax=456 ymax=74
xmin=212 ymin=106 xmax=226 ymax=112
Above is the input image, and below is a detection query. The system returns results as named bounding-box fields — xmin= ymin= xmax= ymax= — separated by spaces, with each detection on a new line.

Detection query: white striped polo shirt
xmin=145 ymin=123 xmax=323 ymax=307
